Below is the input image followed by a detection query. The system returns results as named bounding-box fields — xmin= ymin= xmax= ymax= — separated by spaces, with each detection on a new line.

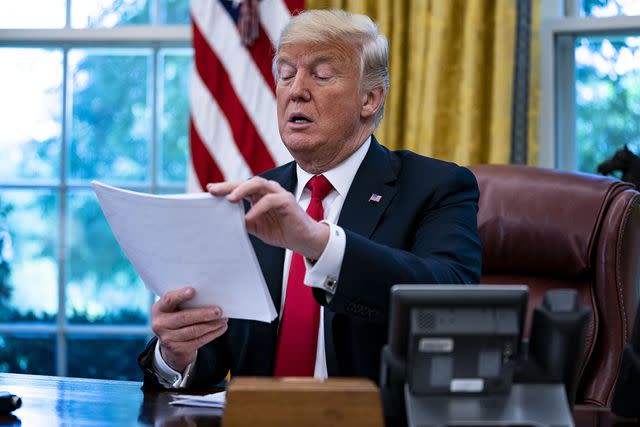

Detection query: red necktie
xmin=273 ymin=175 xmax=334 ymax=376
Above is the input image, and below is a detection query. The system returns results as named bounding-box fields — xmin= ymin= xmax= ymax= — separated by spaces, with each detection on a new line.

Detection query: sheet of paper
xmin=169 ymin=391 xmax=226 ymax=408
xmin=92 ymin=181 xmax=277 ymax=323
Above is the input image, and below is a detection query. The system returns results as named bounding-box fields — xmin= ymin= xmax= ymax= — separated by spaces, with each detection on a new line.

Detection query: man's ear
xmin=360 ymin=87 xmax=385 ymax=120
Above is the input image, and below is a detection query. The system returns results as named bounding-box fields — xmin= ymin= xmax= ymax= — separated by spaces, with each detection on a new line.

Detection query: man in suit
xmin=139 ymin=9 xmax=481 ymax=389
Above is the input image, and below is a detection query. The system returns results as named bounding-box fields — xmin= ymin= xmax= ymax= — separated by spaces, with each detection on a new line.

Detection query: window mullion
xmin=565 ymin=0 xmax=581 ymax=18
xmin=149 ymin=43 xmax=160 ymax=317
xmin=153 ymin=0 xmax=162 ymax=25
xmin=57 ymin=43 xmax=71 ymax=378
xmin=152 ymin=45 xmax=159 ymax=194
xmin=65 ymin=0 xmax=71 ymax=28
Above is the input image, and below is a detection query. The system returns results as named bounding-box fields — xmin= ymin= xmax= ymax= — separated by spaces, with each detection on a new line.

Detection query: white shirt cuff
xmin=152 ymin=340 xmax=196 ymax=388
xmin=304 ymin=221 xmax=345 ymax=294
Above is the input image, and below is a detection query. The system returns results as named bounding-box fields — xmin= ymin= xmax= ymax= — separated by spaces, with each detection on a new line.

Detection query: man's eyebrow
xmin=277 ymin=53 xmax=342 ymax=71
xmin=309 ymin=55 xmax=340 ymax=68
xmin=277 ymin=57 xmax=295 ymax=68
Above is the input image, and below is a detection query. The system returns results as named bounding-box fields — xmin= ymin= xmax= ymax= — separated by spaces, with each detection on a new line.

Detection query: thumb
xmin=156 ymin=287 xmax=195 ymax=313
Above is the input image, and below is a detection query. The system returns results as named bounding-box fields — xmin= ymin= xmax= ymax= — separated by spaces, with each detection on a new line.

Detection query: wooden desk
xmin=0 ymin=373 xmax=637 ymax=426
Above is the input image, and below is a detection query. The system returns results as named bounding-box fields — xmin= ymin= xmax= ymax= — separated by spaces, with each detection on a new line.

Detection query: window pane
xmin=71 ymin=0 xmax=150 ymax=28
xmin=162 ymin=0 xmax=190 ymax=24
xmin=0 ymin=334 xmax=55 ymax=375
xmin=66 ymin=190 xmax=149 ymax=325
xmin=158 ymin=49 xmax=192 ymax=185
xmin=0 ymin=1 xmax=66 ymax=29
xmin=582 ymin=0 xmax=640 ymax=17
xmin=575 ymin=36 xmax=640 ymax=174
xmin=0 ymin=48 xmax=62 ymax=182
xmin=68 ymin=49 xmax=151 ymax=183
xmin=67 ymin=336 xmax=147 ymax=380
xmin=0 ymin=190 xmax=58 ymax=322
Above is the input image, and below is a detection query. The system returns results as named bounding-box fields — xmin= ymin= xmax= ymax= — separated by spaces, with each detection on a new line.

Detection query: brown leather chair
xmin=469 ymin=164 xmax=640 ymax=406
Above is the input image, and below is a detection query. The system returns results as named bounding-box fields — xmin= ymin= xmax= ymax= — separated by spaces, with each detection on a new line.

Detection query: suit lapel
xmin=337 ymin=136 xmax=398 ymax=237
xmin=326 ymin=137 xmax=398 ymax=376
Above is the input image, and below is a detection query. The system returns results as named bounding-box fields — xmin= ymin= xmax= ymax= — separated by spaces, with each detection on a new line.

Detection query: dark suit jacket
xmin=139 ymin=136 xmax=482 ymax=389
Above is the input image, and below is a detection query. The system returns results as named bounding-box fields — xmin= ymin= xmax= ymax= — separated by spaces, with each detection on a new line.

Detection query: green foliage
xmin=0 ymin=335 xmax=55 ymax=375
xmin=582 ymin=0 xmax=610 ymax=15
xmin=83 ymin=0 xmax=151 ymax=27
xmin=164 ymin=0 xmax=190 ymax=24
xmin=67 ymin=308 xmax=147 ymax=325
xmin=70 ymin=53 xmax=150 ymax=181
xmin=66 ymin=193 xmax=140 ymax=287
xmin=0 ymin=1 xmax=191 ymax=381
xmin=0 ymin=262 xmax=9 ymax=309
xmin=0 ymin=198 xmax=14 ymax=316
xmin=0 ymin=332 xmax=147 ymax=381
xmin=68 ymin=337 xmax=146 ymax=380
xmin=0 ymin=310 xmax=147 ymax=380
xmin=16 ymin=136 xmax=60 ymax=180
xmin=575 ymin=36 xmax=640 ymax=173
xmin=160 ymin=53 xmax=191 ymax=183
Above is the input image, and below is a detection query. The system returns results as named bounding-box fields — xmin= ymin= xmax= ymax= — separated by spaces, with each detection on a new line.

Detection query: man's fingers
xmin=245 ymin=192 xmax=294 ymax=223
xmin=192 ymin=323 xmax=229 ymax=348
xmin=157 ymin=319 xmax=228 ymax=372
xmin=162 ymin=318 xmax=229 ymax=343
xmin=154 ymin=287 xmax=195 ymax=313
xmin=227 ymin=177 xmax=284 ymax=203
xmin=207 ymin=180 xmax=243 ymax=196
xmin=160 ymin=306 xmax=224 ymax=330
xmin=162 ymin=322 xmax=229 ymax=362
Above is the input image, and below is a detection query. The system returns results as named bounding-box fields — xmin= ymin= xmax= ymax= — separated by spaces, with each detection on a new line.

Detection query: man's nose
xmin=288 ymin=73 xmax=311 ymax=102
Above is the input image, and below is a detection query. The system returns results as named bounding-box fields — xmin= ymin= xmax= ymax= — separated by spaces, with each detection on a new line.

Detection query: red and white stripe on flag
xmin=188 ymin=0 xmax=304 ymax=192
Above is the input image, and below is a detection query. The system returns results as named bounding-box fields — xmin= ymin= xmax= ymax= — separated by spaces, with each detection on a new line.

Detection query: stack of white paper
xmin=169 ymin=391 xmax=226 ymax=408
xmin=92 ymin=181 xmax=277 ymax=323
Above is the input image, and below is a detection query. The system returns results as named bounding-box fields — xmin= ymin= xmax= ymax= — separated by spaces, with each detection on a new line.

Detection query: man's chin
xmin=282 ymin=136 xmax=319 ymax=156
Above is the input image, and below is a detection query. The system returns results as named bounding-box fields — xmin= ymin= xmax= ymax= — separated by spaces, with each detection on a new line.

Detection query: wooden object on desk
xmin=223 ymin=377 xmax=384 ymax=427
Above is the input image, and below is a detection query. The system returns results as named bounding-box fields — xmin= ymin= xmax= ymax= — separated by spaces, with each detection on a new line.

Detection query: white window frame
xmin=0 ymin=4 xmax=191 ymax=377
xmin=539 ymin=0 xmax=640 ymax=169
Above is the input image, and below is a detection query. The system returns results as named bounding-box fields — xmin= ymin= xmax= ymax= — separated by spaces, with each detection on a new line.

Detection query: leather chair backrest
xmin=469 ymin=164 xmax=640 ymax=406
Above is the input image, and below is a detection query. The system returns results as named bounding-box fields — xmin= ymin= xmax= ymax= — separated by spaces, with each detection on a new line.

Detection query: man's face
xmin=276 ymin=42 xmax=369 ymax=172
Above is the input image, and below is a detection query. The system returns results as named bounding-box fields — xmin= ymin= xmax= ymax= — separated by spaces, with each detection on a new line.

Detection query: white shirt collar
xmin=294 ymin=136 xmax=372 ymax=201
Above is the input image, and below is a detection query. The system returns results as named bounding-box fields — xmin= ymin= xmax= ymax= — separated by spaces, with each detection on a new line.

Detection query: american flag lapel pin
xmin=369 ymin=193 xmax=382 ymax=203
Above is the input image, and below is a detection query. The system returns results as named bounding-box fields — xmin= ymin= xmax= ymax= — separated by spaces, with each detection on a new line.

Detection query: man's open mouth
xmin=289 ymin=114 xmax=313 ymax=124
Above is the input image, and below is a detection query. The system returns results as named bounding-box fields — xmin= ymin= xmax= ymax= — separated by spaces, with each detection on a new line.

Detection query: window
xmin=574 ymin=34 xmax=640 ymax=173
xmin=0 ymin=0 xmax=191 ymax=380
xmin=540 ymin=0 xmax=640 ymax=174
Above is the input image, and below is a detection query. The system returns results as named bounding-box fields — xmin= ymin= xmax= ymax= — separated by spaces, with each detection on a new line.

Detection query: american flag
xmin=368 ymin=193 xmax=382 ymax=203
xmin=188 ymin=0 xmax=303 ymax=191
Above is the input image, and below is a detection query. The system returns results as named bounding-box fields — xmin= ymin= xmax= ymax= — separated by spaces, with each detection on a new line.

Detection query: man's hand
xmin=207 ymin=177 xmax=330 ymax=260
xmin=151 ymin=287 xmax=228 ymax=373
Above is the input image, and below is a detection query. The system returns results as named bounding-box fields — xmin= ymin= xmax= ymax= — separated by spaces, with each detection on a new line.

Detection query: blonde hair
xmin=274 ymin=9 xmax=390 ymax=128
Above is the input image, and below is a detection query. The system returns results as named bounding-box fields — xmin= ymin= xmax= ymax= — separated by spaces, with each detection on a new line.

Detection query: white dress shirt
xmin=152 ymin=137 xmax=372 ymax=388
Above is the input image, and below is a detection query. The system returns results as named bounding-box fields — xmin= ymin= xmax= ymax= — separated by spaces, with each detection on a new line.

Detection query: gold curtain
xmin=306 ymin=0 xmax=540 ymax=166
xmin=528 ymin=0 xmax=540 ymax=166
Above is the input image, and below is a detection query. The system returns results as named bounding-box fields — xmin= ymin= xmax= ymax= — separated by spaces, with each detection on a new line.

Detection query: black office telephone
xmin=611 ymin=299 xmax=640 ymax=418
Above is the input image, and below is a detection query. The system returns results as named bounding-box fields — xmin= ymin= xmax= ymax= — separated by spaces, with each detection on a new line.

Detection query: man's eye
xmin=315 ymin=74 xmax=331 ymax=81
xmin=279 ymin=72 xmax=296 ymax=82
xmin=278 ymin=63 xmax=296 ymax=81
